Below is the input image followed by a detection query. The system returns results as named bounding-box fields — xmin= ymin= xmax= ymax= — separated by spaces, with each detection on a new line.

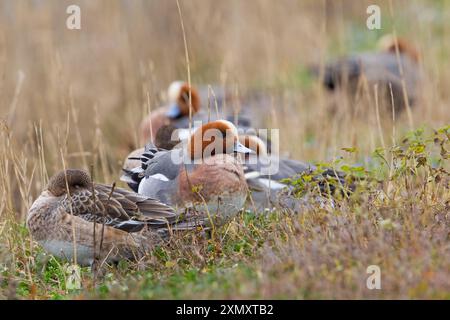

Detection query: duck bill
xmin=165 ymin=104 xmax=182 ymax=119
xmin=234 ymin=141 xmax=254 ymax=154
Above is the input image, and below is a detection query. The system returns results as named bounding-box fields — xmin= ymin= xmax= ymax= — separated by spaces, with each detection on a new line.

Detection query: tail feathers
xmin=120 ymin=166 xmax=145 ymax=193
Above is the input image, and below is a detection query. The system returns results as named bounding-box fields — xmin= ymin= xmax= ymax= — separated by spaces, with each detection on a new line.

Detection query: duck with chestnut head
xmin=27 ymin=169 xmax=189 ymax=266
xmin=140 ymin=81 xmax=260 ymax=145
xmin=126 ymin=120 xmax=252 ymax=226
xmin=140 ymin=81 xmax=201 ymax=143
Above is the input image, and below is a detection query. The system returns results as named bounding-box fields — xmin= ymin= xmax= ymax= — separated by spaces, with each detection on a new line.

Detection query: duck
xmin=239 ymin=135 xmax=348 ymax=211
xmin=26 ymin=169 xmax=193 ymax=266
xmin=140 ymin=81 xmax=201 ymax=143
xmin=123 ymin=125 xmax=348 ymax=213
xmin=123 ymin=120 xmax=252 ymax=226
xmin=318 ymin=34 xmax=421 ymax=113
xmin=140 ymin=81 xmax=264 ymax=147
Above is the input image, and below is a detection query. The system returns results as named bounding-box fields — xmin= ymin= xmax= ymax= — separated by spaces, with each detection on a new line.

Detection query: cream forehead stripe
xmin=167 ymin=81 xmax=185 ymax=102
xmin=377 ymin=34 xmax=397 ymax=51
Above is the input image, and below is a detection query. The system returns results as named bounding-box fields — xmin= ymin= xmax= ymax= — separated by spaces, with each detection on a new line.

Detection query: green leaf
xmin=341 ymin=147 xmax=357 ymax=153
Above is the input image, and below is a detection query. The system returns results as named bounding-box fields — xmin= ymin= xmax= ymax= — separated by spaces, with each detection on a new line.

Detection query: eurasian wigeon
xmin=240 ymin=135 xmax=348 ymax=211
xmin=123 ymin=120 xmax=252 ymax=226
xmin=319 ymin=35 xmax=421 ymax=113
xmin=140 ymin=81 xmax=201 ymax=143
xmin=27 ymin=169 xmax=186 ymax=266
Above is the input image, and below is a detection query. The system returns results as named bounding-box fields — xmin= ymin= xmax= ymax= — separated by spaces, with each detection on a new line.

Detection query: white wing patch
xmin=244 ymin=171 xmax=261 ymax=180
xmin=257 ymin=178 xmax=286 ymax=190
xmin=149 ymin=173 xmax=169 ymax=182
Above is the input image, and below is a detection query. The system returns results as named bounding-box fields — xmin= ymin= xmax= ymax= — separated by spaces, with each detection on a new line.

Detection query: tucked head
xmin=187 ymin=120 xmax=253 ymax=160
xmin=166 ymin=81 xmax=201 ymax=119
xmin=377 ymin=34 xmax=420 ymax=62
xmin=238 ymin=135 xmax=268 ymax=157
xmin=47 ymin=169 xmax=92 ymax=197
xmin=155 ymin=124 xmax=181 ymax=150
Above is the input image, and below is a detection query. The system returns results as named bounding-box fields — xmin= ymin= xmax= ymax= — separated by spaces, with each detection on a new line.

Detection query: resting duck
xmin=123 ymin=120 xmax=252 ymax=226
xmin=27 ymin=169 xmax=186 ymax=266
xmin=140 ymin=81 xmax=259 ymax=144
xmin=140 ymin=81 xmax=201 ymax=143
xmin=240 ymin=135 xmax=348 ymax=211
xmin=319 ymin=35 xmax=421 ymax=113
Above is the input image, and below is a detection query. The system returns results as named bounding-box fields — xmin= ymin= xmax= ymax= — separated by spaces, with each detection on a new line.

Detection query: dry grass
xmin=0 ymin=0 xmax=449 ymax=299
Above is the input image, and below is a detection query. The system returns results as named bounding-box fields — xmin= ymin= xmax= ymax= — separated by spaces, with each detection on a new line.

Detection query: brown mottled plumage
xmin=27 ymin=169 xmax=178 ymax=265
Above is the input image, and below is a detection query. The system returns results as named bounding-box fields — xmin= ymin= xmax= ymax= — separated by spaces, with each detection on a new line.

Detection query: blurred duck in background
xmin=140 ymin=81 xmax=267 ymax=148
xmin=140 ymin=81 xmax=201 ymax=143
xmin=316 ymin=34 xmax=422 ymax=114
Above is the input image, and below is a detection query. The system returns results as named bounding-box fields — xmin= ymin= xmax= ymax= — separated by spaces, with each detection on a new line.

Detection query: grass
xmin=1 ymin=126 xmax=448 ymax=299
xmin=0 ymin=0 xmax=449 ymax=299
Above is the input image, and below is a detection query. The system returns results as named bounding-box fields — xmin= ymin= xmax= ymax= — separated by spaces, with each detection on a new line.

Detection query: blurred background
xmin=0 ymin=0 xmax=449 ymax=218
